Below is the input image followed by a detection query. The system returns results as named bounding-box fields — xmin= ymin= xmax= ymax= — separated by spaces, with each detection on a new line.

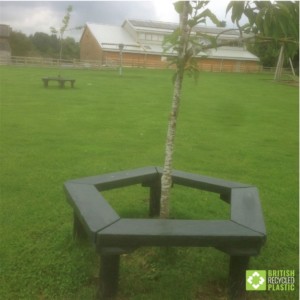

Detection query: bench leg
xmin=73 ymin=212 xmax=87 ymax=240
xmin=228 ymin=256 xmax=249 ymax=300
xmin=149 ymin=178 xmax=161 ymax=217
xmin=98 ymin=254 xmax=120 ymax=299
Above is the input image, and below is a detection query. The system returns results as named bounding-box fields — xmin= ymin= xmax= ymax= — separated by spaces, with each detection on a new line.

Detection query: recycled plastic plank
xmin=64 ymin=166 xmax=267 ymax=300
xmin=68 ymin=166 xmax=158 ymax=191
xmin=64 ymin=182 xmax=120 ymax=242
xmin=97 ymin=219 xmax=265 ymax=249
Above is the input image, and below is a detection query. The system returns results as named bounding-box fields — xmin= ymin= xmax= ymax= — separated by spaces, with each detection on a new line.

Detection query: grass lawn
xmin=0 ymin=66 xmax=298 ymax=299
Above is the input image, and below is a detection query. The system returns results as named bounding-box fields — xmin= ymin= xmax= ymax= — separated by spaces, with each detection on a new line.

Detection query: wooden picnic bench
xmin=64 ymin=166 xmax=266 ymax=300
xmin=42 ymin=77 xmax=75 ymax=88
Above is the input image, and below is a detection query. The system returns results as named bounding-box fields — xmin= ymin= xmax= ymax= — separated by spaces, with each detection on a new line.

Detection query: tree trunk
xmin=274 ymin=44 xmax=284 ymax=81
xmin=160 ymin=72 xmax=183 ymax=218
xmin=160 ymin=2 xmax=190 ymax=219
xmin=59 ymin=36 xmax=63 ymax=75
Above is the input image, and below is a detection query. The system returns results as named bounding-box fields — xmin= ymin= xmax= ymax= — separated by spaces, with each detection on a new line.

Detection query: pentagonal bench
xmin=64 ymin=166 xmax=266 ymax=300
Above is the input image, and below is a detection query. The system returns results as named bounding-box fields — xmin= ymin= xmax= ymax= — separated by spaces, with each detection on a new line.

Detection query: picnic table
xmin=42 ymin=77 xmax=75 ymax=88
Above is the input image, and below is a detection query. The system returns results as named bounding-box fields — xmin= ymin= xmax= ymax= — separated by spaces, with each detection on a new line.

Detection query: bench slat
xmin=167 ymin=168 xmax=252 ymax=194
xmin=42 ymin=77 xmax=75 ymax=80
xmin=64 ymin=182 xmax=120 ymax=241
xmin=231 ymin=187 xmax=266 ymax=236
xmin=97 ymin=219 xmax=264 ymax=249
xmin=69 ymin=166 xmax=159 ymax=191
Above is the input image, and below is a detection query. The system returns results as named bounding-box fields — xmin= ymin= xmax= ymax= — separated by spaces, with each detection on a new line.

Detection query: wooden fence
xmin=0 ymin=56 xmax=109 ymax=69
xmin=0 ymin=55 xmax=295 ymax=75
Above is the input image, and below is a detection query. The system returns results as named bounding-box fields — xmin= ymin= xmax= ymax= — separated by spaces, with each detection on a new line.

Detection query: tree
xmin=30 ymin=32 xmax=60 ymax=57
xmin=158 ymin=0 xmax=298 ymax=218
xmin=29 ymin=33 xmax=79 ymax=59
xmin=160 ymin=1 xmax=220 ymax=218
xmin=226 ymin=1 xmax=299 ymax=80
xmin=247 ymin=38 xmax=280 ymax=67
xmin=61 ymin=37 xmax=80 ymax=60
xmin=9 ymin=31 xmax=33 ymax=56
xmin=50 ymin=5 xmax=73 ymax=68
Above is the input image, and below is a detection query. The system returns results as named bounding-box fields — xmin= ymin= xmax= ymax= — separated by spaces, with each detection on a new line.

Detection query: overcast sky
xmin=0 ymin=1 xmax=236 ymax=41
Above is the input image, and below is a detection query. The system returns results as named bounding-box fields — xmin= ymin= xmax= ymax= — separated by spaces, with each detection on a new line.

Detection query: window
xmin=152 ymin=34 xmax=158 ymax=41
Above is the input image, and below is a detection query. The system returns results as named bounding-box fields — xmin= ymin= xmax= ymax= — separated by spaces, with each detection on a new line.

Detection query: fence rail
xmin=0 ymin=55 xmax=295 ymax=75
xmin=0 ymin=56 xmax=113 ymax=69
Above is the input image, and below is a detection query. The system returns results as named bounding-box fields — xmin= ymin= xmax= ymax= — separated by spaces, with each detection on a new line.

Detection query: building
xmin=80 ymin=19 xmax=260 ymax=72
xmin=0 ymin=24 xmax=11 ymax=62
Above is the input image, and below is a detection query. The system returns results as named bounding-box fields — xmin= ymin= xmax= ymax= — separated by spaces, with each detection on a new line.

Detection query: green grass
xmin=0 ymin=66 xmax=298 ymax=300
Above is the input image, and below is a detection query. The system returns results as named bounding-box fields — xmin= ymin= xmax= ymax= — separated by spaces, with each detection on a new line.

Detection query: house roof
xmin=126 ymin=19 xmax=177 ymax=34
xmin=126 ymin=19 xmax=253 ymax=43
xmin=85 ymin=22 xmax=168 ymax=55
xmin=127 ymin=19 xmax=241 ymax=38
xmin=83 ymin=20 xmax=259 ymax=61
xmin=208 ymin=47 xmax=259 ymax=61
xmin=86 ymin=23 xmax=140 ymax=52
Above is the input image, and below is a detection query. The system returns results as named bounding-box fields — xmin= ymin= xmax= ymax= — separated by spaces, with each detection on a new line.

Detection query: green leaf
xmin=174 ymin=1 xmax=184 ymax=14
xmin=226 ymin=1 xmax=234 ymax=15
xmin=229 ymin=1 xmax=246 ymax=23
xmin=196 ymin=32 xmax=217 ymax=49
xmin=187 ymin=18 xmax=198 ymax=28
xmin=201 ymin=9 xmax=220 ymax=26
xmin=67 ymin=5 xmax=72 ymax=13
xmin=184 ymin=58 xmax=200 ymax=83
xmin=244 ymin=8 xmax=257 ymax=26
xmin=186 ymin=2 xmax=193 ymax=15
xmin=195 ymin=1 xmax=209 ymax=11
xmin=50 ymin=27 xmax=57 ymax=34
xmin=162 ymin=28 xmax=181 ymax=51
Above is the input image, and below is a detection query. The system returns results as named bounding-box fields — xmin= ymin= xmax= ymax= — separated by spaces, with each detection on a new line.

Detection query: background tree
xmin=30 ymin=32 xmax=79 ymax=59
xmin=9 ymin=29 xmax=79 ymax=59
xmin=61 ymin=37 xmax=80 ymax=60
xmin=50 ymin=5 xmax=73 ymax=69
xmin=30 ymin=32 xmax=60 ymax=57
xmin=226 ymin=1 xmax=299 ymax=79
xmin=9 ymin=31 xmax=33 ymax=56
xmin=247 ymin=39 xmax=281 ymax=67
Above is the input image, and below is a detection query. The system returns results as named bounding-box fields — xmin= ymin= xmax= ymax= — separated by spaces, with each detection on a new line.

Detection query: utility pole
xmin=119 ymin=43 xmax=124 ymax=76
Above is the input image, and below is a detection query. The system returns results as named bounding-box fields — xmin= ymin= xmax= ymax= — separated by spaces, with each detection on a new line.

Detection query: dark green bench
xmin=42 ymin=77 xmax=75 ymax=88
xmin=64 ymin=166 xmax=266 ymax=299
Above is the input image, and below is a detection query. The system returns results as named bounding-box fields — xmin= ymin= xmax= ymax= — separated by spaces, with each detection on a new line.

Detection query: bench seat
xmin=97 ymin=219 xmax=264 ymax=254
xmin=42 ymin=77 xmax=75 ymax=88
xmin=64 ymin=166 xmax=266 ymax=299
